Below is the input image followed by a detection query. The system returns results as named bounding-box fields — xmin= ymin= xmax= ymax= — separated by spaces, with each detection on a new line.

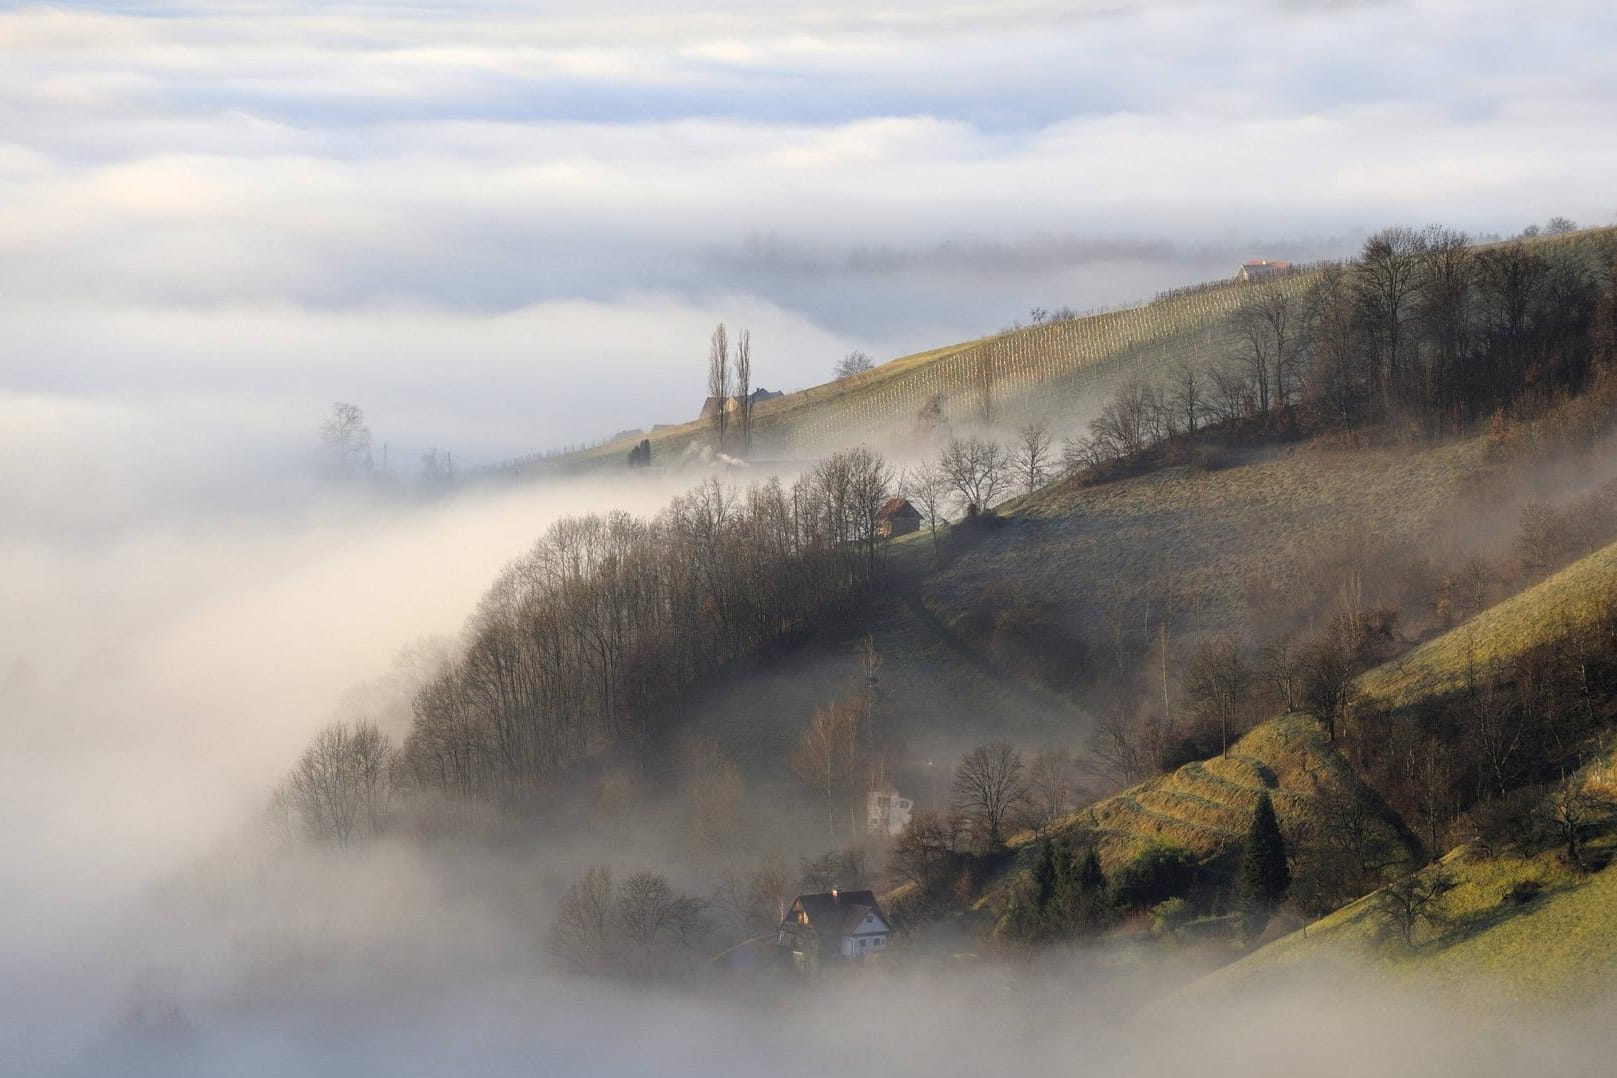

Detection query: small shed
xmin=876 ymin=497 xmax=922 ymax=538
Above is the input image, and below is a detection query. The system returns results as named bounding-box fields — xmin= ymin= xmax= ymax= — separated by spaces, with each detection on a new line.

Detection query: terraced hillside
xmin=1358 ymin=538 xmax=1617 ymax=709
xmin=1007 ymin=714 xmax=1412 ymax=879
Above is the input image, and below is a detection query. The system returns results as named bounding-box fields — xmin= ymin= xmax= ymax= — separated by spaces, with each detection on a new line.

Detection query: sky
xmin=2 ymin=0 xmax=1615 ymax=482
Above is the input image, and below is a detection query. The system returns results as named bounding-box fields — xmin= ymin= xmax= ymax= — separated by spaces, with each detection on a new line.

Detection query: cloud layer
xmin=2 ymin=0 xmax=1614 ymax=463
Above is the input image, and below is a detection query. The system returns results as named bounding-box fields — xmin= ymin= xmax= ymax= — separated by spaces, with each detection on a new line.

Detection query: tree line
xmin=1065 ymin=227 xmax=1616 ymax=477
xmin=274 ymin=447 xmax=900 ymax=837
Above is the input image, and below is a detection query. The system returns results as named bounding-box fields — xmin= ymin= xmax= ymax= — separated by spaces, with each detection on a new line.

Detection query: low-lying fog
xmin=2 ymin=400 xmax=1614 ymax=1078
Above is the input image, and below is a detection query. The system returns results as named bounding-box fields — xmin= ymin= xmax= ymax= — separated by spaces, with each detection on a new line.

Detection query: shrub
xmin=1113 ymin=842 xmax=1197 ymax=910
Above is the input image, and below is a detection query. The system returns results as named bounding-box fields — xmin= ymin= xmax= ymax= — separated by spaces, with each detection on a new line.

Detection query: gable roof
xmin=877 ymin=497 xmax=920 ymax=520
xmin=790 ymin=890 xmax=887 ymax=936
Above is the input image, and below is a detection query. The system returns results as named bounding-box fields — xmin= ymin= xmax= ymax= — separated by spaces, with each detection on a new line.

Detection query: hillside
xmin=998 ymin=713 xmax=1413 ymax=892
xmin=527 ymin=270 xmax=1314 ymax=472
xmin=1194 ymin=828 xmax=1617 ymax=1007
xmin=923 ymin=435 xmax=1500 ymax=682
xmin=487 ymin=225 xmax=1616 ymax=477
xmin=1358 ymin=537 xmax=1617 ymax=709
xmin=1182 ymin=541 xmax=1617 ymax=1005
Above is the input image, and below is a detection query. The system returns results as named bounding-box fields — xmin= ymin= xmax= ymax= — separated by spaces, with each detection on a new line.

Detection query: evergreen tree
xmin=1076 ymin=846 xmax=1106 ymax=895
xmin=1238 ymin=792 xmax=1290 ymax=937
xmin=1032 ymin=839 xmax=1059 ymax=914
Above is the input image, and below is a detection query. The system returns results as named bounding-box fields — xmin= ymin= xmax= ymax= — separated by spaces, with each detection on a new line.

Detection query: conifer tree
xmin=1238 ymin=792 xmax=1290 ymax=937
xmin=1032 ymin=839 xmax=1059 ymax=915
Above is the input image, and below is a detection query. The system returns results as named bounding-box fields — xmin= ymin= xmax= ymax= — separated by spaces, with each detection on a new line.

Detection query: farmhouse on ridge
xmin=1236 ymin=259 xmax=1292 ymax=283
xmin=779 ymin=887 xmax=890 ymax=972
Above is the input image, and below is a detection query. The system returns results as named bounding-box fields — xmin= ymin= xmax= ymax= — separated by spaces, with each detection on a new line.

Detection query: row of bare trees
xmin=1066 ymin=228 xmax=1615 ymax=474
xmin=390 ymin=449 xmax=894 ymax=804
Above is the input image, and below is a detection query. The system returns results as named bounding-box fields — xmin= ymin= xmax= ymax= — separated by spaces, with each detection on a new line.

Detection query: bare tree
xmin=280 ymin=720 xmax=395 ymax=847
xmin=1355 ymin=226 xmax=1426 ymax=415
xmin=1544 ymin=775 xmax=1617 ymax=870
xmin=1373 ymin=870 xmax=1452 ymax=948
xmin=1232 ymin=285 xmax=1304 ymax=424
xmin=318 ymin=401 xmax=372 ymax=477
xmin=735 ymin=329 xmax=753 ymax=457
xmin=1184 ymin=639 xmax=1253 ymax=757
xmin=1026 ymin=747 xmax=1079 ymax=831
xmin=550 ymin=865 xmax=615 ymax=973
xmin=1167 ymin=359 xmax=1205 ymax=436
xmin=1088 ymin=378 xmax=1164 ymax=462
xmin=1301 ymin=623 xmax=1357 ymax=741
xmin=938 ymin=436 xmax=1010 ymax=515
xmin=1086 ymin=703 xmax=1162 ymax=786
xmin=834 ymin=350 xmax=875 ymax=380
xmin=416 ymin=447 xmax=454 ymax=492
xmin=617 ymin=871 xmax=704 ymax=967
xmin=1012 ymin=422 xmax=1054 ymax=493
xmin=901 ymin=460 xmax=951 ymax=552
xmin=708 ymin=323 xmax=731 ymax=451
xmin=952 ymin=741 xmax=1030 ymax=846
xmin=889 ymin=810 xmax=962 ymax=896
xmin=792 ymin=700 xmax=864 ymax=843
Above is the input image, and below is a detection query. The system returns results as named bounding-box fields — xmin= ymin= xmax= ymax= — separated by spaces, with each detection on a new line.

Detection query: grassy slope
xmin=1358 ymin=538 xmax=1617 ymax=709
xmin=927 ymin=436 xmax=1496 ymax=657
xmin=1001 ymin=713 xmax=1412 ymax=883
xmin=1195 ymin=842 xmax=1617 ymax=1006
xmin=1188 ymin=541 xmax=1617 ymax=1003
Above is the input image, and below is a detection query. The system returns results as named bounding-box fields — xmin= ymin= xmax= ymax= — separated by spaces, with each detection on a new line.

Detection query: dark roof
xmin=877 ymin=497 xmax=920 ymax=520
xmin=789 ymin=890 xmax=886 ymax=936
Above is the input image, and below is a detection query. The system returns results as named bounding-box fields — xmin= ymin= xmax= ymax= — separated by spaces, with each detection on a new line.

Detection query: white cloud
xmin=0 ymin=0 xmax=1612 ymax=457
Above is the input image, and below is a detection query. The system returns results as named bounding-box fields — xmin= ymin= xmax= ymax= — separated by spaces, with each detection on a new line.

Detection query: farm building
xmin=779 ymin=888 xmax=890 ymax=973
xmin=1236 ymin=259 xmax=1292 ymax=283
xmin=876 ymin=497 xmax=922 ymax=538
xmin=698 ymin=387 xmax=783 ymax=421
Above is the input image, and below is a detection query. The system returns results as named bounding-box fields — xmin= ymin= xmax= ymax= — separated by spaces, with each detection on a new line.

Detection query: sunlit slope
xmin=1006 ymin=714 xmax=1412 ymax=877
xmin=1358 ymin=538 xmax=1617 ymax=709
xmin=1196 ymin=839 xmax=1617 ymax=1005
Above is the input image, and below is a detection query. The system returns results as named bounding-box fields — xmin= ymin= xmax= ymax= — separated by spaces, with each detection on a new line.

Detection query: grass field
xmin=925 ymin=435 xmax=1498 ymax=667
xmin=1196 ymin=837 xmax=1617 ymax=1007
xmin=1358 ymin=538 xmax=1617 ymax=709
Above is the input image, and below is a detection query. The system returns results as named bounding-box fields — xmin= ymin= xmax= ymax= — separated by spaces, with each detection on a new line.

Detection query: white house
xmin=867 ymin=787 xmax=914 ymax=837
xmin=779 ymin=887 xmax=891 ymax=972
